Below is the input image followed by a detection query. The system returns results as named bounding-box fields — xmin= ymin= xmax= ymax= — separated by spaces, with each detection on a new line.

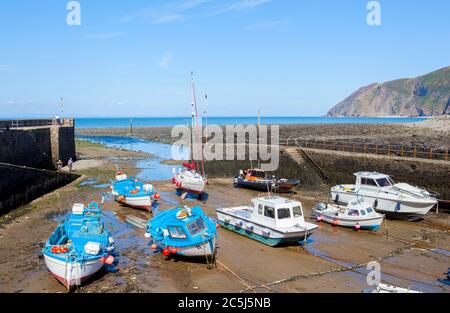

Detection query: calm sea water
xmin=75 ymin=116 xmax=426 ymax=128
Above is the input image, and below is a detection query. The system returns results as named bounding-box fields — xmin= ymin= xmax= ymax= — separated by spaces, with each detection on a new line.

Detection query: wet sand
xmin=0 ymin=149 xmax=449 ymax=293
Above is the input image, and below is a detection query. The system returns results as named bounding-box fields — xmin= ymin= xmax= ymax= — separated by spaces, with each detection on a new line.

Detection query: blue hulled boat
xmin=42 ymin=202 xmax=116 ymax=290
xmin=145 ymin=206 xmax=218 ymax=261
xmin=111 ymin=171 xmax=160 ymax=211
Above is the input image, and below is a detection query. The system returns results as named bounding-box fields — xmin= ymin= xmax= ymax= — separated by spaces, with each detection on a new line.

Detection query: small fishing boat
xmin=331 ymin=172 xmax=437 ymax=221
xmin=234 ymin=169 xmax=299 ymax=193
xmin=145 ymin=206 xmax=218 ymax=261
xmin=312 ymin=198 xmax=384 ymax=230
xmin=42 ymin=202 xmax=116 ymax=290
xmin=111 ymin=171 xmax=160 ymax=211
xmin=363 ymin=283 xmax=422 ymax=293
xmin=172 ymin=74 xmax=207 ymax=196
xmin=216 ymin=196 xmax=318 ymax=246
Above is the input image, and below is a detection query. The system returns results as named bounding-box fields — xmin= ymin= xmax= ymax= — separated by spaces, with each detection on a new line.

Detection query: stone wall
xmin=303 ymin=148 xmax=450 ymax=200
xmin=0 ymin=125 xmax=75 ymax=169
xmin=0 ymin=163 xmax=79 ymax=216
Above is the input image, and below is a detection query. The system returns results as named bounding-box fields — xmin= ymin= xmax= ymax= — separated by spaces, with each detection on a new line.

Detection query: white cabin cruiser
xmin=172 ymin=162 xmax=206 ymax=195
xmin=312 ymin=198 xmax=384 ymax=231
xmin=216 ymin=196 xmax=318 ymax=246
xmin=363 ymin=283 xmax=422 ymax=293
xmin=331 ymin=172 xmax=437 ymax=221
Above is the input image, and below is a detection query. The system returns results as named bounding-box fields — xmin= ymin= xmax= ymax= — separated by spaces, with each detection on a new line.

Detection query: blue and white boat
xmin=111 ymin=171 xmax=159 ymax=211
xmin=216 ymin=196 xmax=318 ymax=247
xmin=145 ymin=206 xmax=218 ymax=259
xmin=42 ymin=202 xmax=116 ymax=290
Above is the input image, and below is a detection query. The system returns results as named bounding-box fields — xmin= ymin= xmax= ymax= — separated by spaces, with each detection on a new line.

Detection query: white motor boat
xmin=216 ymin=196 xmax=318 ymax=246
xmin=331 ymin=172 xmax=437 ymax=221
xmin=312 ymin=198 xmax=384 ymax=231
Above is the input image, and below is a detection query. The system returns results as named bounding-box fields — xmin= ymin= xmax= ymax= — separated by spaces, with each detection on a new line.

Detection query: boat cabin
xmin=345 ymin=199 xmax=377 ymax=217
xmin=242 ymin=169 xmax=266 ymax=181
xmin=354 ymin=172 xmax=395 ymax=189
xmin=250 ymin=196 xmax=305 ymax=228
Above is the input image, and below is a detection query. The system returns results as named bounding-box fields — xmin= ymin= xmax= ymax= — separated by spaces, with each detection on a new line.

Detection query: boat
xmin=234 ymin=169 xmax=300 ymax=193
xmin=216 ymin=196 xmax=318 ymax=247
xmin=145 ymin=205 xmax=218 ymax=261
xmin=363 ymin=283 xmax=422 ymax=293
xmin=111 ymin=171 xmax=160 ymax=211
xmin=172 ymin=74 xmax=207 ymax=196
xmin=312 ymin=198 xmax=384 ymax=230
xmin=331 ymin=172 xmax=437 ymax=221
xmin=42 ymin=202 xmax=116 ymax=290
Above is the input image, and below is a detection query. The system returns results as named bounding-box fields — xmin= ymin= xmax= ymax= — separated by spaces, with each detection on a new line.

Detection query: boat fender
xmin=104 ymin=255 xmax=115 ymax=265
xmin=316 ymin=215 xmax=323 ymax=222
xmin=262 ymin=228 xmax=271 ymax=235
xmin=373 ymin=199 xmax=378 ymax=209
xmin=238 ymin=221 xmax=244 ymax=226
xmin=332 ymin=220 xmax=338 ymax=226
xmin=354 ymin=223 xmax=361 ymax=231
xmin=150 ymin=243 xmax=158 ymax=250
xmin=246 ymin=223 xmax=254 ymax=230
xmin=154 ymin=193 xmax=161 ymax=200
xmin=50 ymin=245 xmax=69 ymax=254
xmin=162 ymin=247 xmax=170 ymax=256
xmin=335 ymin=194 xmax=339 ymax=202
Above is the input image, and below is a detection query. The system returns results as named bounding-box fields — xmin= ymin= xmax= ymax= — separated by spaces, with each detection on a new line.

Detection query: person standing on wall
xmin=68 ymin=157 xmax=73 ymax=172
xmin=56 ymin=159 xmax=63 ymax=171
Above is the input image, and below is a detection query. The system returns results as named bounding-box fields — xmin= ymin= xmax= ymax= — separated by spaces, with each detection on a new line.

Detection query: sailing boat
xmin=172 ymin=73 xmax=207 ymax=195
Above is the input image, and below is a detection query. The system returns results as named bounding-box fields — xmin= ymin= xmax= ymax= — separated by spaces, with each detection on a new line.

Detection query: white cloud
xmin=153 ymin=13 xmax=184 ymax=24
xmin=85 ymin=32 xmax=126 ymax=39
xmin=159 ymin=52 xmax=175 ymax=68
xmin=216 ymin=0 xmax=272 ymax=14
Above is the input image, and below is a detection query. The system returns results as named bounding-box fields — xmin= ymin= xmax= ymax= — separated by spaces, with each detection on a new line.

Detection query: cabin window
xmin=250 ymin=171 xmax=266 ymax=178
xmin=366 ymin=207 xmax=374 ymax=213
xmin=186 ymin=218 xmax=207 ymax=237
xmin=293 ymin=206 xmax=302 ymax=218
xmin=258 ymin=204 xmax=263 ymax=214
xmin=264 ymin=206 xmax=275 ymax=219
xmin=348 ymin=209 xmax=359 ymax=216
xmin=376 ymin=178 xmax=392 ymax=187
xmin=277 ymin=208 xmax=291 ymax=219
xmin=362 ymin=178 xmax=377 ymax=186
xmin=360 ymin=210 xmax=366 ymax=216
xmin=168 ymin=226 xmax=187 ymax=239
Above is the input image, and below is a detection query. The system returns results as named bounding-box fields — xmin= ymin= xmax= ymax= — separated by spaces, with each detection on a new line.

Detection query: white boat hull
xmin=173 ymin=174 xmax=205 ymax=194
xmin=112 ymin=190 xmax=153 ymax=210
xmin=216 ymin=209 xmax=317 ymax=246
xmin=331 ymin=188 xmax=436 ymax=220
xmin=43 ymin=254 xmax=104 ymax=289
xmin=313 ymin=209 xmax=383 ymax=230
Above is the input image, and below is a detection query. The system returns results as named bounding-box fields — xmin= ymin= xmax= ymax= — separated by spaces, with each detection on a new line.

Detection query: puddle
xmin=92 ymin=184 xmax=111 ymax=189
xmin=430 ymin=248 xmax=450 ymax=257
xmin=77 ymin=135 xmax=189 ymax=181
xmin=79 ymin=178 xmax=99 ymax=186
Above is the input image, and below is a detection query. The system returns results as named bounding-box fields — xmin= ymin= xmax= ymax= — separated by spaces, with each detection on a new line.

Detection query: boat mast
xmin=191 ymin=73 xmax=205 ymax=177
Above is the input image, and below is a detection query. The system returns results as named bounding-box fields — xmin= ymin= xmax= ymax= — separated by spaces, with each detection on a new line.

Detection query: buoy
xmin=332 ymin=220 xmax=338 ymax=226
xmin=355 ymin=223 xmax=361 ymax=231
xmin=162 ymin=248 xmax=170 ymax=256
xmin=216 ymin=223 xmax=220 ymax=229
xmin=100 ymin=256 xmax=106 ymax=263
xmin=150 ymin=243 xmax=158 ymax=250
xmin=154 ymin=193 xmax=160 ymax=200
xmin=316 ymin=215 xmax=323 ymax=222
xmin=105 ymin=255 xmax=115 ymax=265
xmin=170 ymin=247 xmax=178 ymax=254
xmin=117 ymin=195 xmax=125 ymax=202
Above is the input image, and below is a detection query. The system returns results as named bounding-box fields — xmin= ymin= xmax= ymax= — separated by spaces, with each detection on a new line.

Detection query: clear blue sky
xmin=0 ymin=0 xmax=449 ymax=118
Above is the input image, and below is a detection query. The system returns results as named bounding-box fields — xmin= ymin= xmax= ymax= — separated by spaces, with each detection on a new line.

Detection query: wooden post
xmin=401 ymin=146 xmax=404 ymax=157
xmin=364 ymin=144 xmax=367 ymax=153
xmin=413 ymin=146 xmax=416 ymax=158
xmin=445 ymin=148 xmax=448 ymax=161
xmin=375 ymin=145 xmax=378 ymax=154
xmin=429 ymin=147 xmax=432 ymax=160
xmin=129 ymin=118 xmax=133 ymax=134
xmin=387 ymin=145 xmax=390 ymax=156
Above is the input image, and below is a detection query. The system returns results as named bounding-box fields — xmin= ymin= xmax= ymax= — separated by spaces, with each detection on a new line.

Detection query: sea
xmin=74 ymin=116 xmax=426 ymax=128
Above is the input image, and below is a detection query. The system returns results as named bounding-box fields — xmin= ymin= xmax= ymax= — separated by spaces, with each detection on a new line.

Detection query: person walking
xmin=56 ymin=159 xmax=63 ymax=171
xmin=68 ymin=157 xmax=74 ymax=172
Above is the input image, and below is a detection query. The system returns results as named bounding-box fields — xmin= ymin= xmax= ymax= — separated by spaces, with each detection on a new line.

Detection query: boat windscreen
xmin=293 ymin=206 xmax=302 ymax=218
xmin=186 ymin=218 xmax=207 ymax=237
xmin=277 ymin=208 xmax=291 ymax=219
xmin=376 ymin=178 xmax=392 ymax=187
xmin=168 ymin=226 xmax=187 ymax=239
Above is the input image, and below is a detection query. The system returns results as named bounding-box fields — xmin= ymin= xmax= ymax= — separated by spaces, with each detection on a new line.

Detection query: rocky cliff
xmin=327 ymin=66 xmax=450 ymax=117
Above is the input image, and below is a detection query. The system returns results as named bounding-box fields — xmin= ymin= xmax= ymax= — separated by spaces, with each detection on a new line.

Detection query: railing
xmin=0 ymin=118 xmax=74 ymax=129
xmin=282 ymin=138 xmax=449 ymax=161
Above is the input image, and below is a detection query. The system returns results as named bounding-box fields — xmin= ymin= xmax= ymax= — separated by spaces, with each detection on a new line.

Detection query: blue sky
xmin=0 ymin=0 xmax=449 ymax=118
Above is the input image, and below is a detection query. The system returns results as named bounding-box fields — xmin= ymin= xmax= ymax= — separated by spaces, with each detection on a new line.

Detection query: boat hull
xmin=43 ymin=253 xmax=104 ymax=289
xmin=234 ymin=178 xmax=299 ymax=193
xmin=156 ymin=238 xmax=216 ymax=258
xmin=115 ymin=195 xmax=153 ymax=211
xmin=331 ymin=189 xmax=436 ymax=221
xmin=312 ymin=210 xmax=383 ymax=230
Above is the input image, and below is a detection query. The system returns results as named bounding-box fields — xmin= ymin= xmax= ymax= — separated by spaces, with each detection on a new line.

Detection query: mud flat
xmin=0 ymin=143 xmax=449 ymax=293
